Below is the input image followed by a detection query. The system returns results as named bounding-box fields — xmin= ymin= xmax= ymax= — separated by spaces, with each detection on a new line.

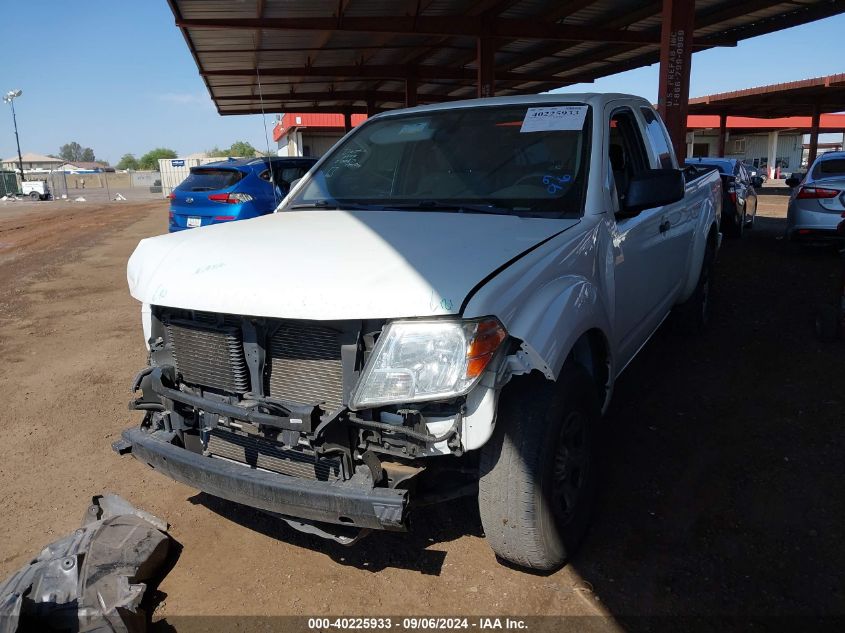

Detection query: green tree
xmin=138 ymin=148 xmax=177 ymax=171
xmin=227 ymin=141 xmax=257 ymax=157
xmin=116 ymin=153 xmax=140 ymax=170
xmin=206 ymin=141 xmax=258 ymax=158
xmin=59 ymin=141 xmax=96 ymax=163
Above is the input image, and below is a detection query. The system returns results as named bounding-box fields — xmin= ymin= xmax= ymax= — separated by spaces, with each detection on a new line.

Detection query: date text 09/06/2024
xmin=307 ymin=617 xmax=529 ymax=630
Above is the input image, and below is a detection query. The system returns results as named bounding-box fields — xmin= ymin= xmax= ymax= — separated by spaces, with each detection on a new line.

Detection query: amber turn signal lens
xmin=465 ymin=319 xmax=507 ymax=379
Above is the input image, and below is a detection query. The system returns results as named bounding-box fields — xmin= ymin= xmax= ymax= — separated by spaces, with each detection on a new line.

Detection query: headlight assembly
xmin=350 ymin=318 xmax=507 ymax=409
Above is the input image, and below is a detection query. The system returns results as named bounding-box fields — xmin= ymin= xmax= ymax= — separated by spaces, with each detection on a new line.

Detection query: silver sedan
xmin=786 ymin=151 xmax=845 ymax=241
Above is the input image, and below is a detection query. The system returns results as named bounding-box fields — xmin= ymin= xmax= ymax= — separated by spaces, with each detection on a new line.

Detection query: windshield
xmin=177 ymin=168 xmax=244 ymax=192
xmin=283 ymin=104 xmax=591 ymax=218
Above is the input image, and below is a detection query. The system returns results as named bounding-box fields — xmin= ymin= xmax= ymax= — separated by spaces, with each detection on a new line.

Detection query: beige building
xmin=1 ymin=152 xmax=63 ymax=174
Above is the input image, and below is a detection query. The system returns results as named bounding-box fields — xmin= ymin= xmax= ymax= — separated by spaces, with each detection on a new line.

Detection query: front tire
xmin=478 ymin=365 xmax=600 ymax=570
xmin=29 ymin=191 xmax=39 ymax=201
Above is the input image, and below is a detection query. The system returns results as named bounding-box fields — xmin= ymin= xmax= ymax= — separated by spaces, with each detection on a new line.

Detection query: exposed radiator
xmin=267 ymin=321 xmax=344 ymax=410
xmin=165 ymin=318 xmax=250 ymax=393
xmin=207 ymin=427 xmax=342 ymax=481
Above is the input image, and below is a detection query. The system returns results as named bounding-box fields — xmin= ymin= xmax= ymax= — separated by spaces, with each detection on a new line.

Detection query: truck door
xmin=639 ymin=106 xmax=696 ymax=298
xmin=607 ymin=107 xmax=682 ymax=365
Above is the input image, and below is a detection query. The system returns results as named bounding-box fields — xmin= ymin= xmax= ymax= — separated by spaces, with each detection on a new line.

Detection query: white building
xmin=685 ymin=130 xmax=803 ymax=172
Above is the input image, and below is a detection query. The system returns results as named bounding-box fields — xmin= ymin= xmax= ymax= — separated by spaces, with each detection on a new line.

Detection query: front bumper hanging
xmin=115 ymin=427 xmax=409 ymax=531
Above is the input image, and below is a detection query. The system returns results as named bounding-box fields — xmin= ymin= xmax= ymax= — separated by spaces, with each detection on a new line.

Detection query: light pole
xmin=3 ymin=90 xmax=25 ymax=183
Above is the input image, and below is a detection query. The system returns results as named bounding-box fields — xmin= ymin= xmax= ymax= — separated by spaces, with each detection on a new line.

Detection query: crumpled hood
xmin=127 ymin=210 xmax=577 ymax=320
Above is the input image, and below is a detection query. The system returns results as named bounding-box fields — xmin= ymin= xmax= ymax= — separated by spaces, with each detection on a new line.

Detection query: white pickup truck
xmin=117 ymin=94 xmax=722 ymax=570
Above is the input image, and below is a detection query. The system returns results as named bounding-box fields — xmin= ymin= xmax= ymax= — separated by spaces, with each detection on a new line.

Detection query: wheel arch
xmin=678 ymin=205 xmax=721 ymax=304
xmin=565 ymin=327 xmax=612 ymax=412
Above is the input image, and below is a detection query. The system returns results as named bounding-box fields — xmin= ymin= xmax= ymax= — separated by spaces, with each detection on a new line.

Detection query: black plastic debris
xmin=0 ymin=494 xmax=173 ymax=633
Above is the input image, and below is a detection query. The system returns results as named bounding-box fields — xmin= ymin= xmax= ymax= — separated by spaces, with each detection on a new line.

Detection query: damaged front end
xmin=116 ymin=307 xmax=509 ymax=541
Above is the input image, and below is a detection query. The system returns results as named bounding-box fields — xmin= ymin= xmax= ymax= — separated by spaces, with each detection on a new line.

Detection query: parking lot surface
xmin=0 ymin=197 xmax=842 ymax=627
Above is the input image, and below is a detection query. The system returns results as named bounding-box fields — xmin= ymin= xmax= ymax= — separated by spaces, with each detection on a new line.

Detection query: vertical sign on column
xmin=658 ymin=0 xmax=694 ymax=163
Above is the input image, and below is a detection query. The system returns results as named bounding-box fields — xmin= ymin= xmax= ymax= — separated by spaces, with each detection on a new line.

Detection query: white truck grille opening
xmin=267 ymin=322 xmax=344 ymax=410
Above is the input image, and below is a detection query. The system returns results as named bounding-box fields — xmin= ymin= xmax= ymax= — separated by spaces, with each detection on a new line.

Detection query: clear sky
xmin=1 ymin=3 xmax=843 ymax=164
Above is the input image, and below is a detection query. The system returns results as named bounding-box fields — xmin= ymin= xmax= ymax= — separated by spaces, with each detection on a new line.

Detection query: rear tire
xmin=674 ymin=234 xmax=715 ymax=333
xmin=478 ymin=365 xmax=600 ymax=571
xmin=29 ymin=191 xmax=39 ymax=201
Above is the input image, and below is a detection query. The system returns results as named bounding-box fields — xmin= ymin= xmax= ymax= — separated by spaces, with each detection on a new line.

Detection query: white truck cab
xmin=118 ymin=93 xmax=722 ymax=570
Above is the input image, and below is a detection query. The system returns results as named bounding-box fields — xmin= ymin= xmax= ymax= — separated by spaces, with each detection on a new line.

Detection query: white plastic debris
xmin=74 ymin=196 xmax=87 ymax=202
xmin=114 ymin=193 xmax=127 ymax=201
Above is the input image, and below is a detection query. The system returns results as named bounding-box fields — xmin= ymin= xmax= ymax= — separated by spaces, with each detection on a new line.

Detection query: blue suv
xmin=168 ymin=157 xmax=317 ymax=232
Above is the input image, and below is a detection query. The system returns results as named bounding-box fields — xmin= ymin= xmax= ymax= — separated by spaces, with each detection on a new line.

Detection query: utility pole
xmin=3 ymin=90 xmax=25 ymax=183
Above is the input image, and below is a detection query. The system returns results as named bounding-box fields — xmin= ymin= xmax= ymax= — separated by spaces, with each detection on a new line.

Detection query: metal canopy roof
xmin=167 ymin=0 xmax=845 ymax=116
xmin=688 ymin=73 xmax=845 ymax=117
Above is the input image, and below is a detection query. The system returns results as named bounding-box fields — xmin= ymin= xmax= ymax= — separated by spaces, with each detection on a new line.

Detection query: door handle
xmin=659 ymin=219 xmax=671 ymax=233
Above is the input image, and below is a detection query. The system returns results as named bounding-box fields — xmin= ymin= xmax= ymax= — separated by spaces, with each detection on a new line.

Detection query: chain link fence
xmin=0 ymin=170 xmax=165 ymax=203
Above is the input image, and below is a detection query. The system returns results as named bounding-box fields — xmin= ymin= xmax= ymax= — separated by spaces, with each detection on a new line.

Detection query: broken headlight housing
xmin=350 ymin=318 xmax=507 ymax=409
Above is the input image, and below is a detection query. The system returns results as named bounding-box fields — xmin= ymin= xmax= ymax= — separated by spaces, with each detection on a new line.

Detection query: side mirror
xmin=785 ymin=176 xmax=800 ymax=188
xmin=623 ymin=169 xmax=685 ymax=214
xmin=752 ymin=176 xmax=764 ymax=188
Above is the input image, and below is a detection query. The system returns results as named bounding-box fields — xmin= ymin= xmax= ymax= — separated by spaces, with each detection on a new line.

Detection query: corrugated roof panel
xmin=500 ymin=0 xmax=549 ymax=19
xmin=170 ymin=0 xmax=845 ymax=115
xmin=263 ymin=0 xmax=337 ymax=19
xmin=258 ymin=30 xmax=325 ymax=48
xmin=564 ymin=0 xmax=642 ymax=25
xmin=344 ymin=0 xmax=418 ymax=17
xmin=177 ymin=0 xmax=259 ymax=19
xmin=419 ymin=0 xmax=478 ymax=17
xmin=189 ymin=29 xmax=255 ymax=47
xmin=605 ymin=44 xmax=659 ymax=62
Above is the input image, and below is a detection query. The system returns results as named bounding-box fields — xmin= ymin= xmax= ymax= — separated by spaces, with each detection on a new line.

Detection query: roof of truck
xmin=369 ymin=92 xmax=646 ymax=120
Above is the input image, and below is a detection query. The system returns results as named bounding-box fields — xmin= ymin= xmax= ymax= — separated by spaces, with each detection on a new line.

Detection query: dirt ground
xmin=0 ymin=196 xmax=842 ymax=629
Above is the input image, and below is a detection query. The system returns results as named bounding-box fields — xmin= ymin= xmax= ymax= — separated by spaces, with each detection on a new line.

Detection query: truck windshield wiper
xmin=289 ymin=201 xmax=378 ymax=210
xmin=378 ymin=200 xmax=514 ymax=215
xmin=290 ymin=200 xmax=339 ymax=209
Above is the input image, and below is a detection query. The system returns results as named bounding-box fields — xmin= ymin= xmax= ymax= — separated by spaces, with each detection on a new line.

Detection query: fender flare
xmin=498 ymin=275 xmax=614 ymax=383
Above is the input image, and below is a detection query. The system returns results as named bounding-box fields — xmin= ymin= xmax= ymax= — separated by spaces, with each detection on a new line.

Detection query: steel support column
xmin=657 ymin=0 xmax=695 ymax=163
xmin=767 ymin=130 xmax=779 ymax=179
xmin=807 ymin=102 xmax=821 ymax=167
xmin=477 ymin=36 xmax=495 ymax=98
xmin=343 ymin=110 xmax=352 ymax=133
xmin=717 ymin=113 xmax=727 ymax=158
xmin=405 ymin=76 xmax=418 ymax=107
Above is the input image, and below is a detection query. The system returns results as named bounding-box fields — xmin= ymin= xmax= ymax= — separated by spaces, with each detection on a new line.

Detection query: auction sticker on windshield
xmin=520 ymin=105 xmax=588 ymax=133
